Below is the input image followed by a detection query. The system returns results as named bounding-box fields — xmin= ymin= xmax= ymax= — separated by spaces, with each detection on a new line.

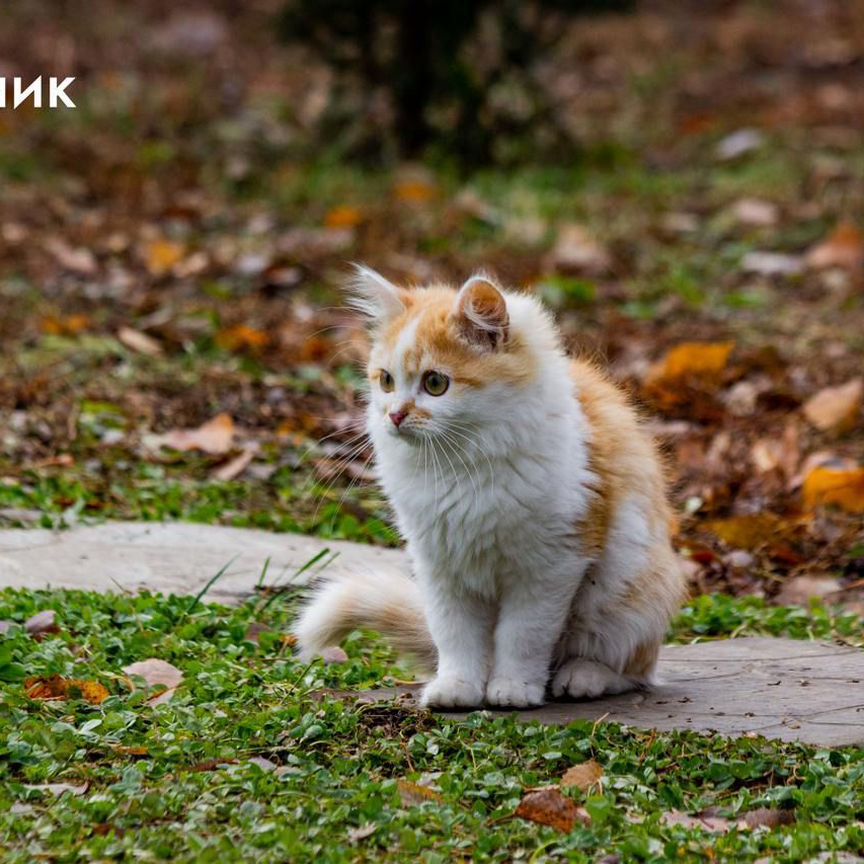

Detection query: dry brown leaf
xmin=397 ymin=778 xmax=444 ymax=807
xmin=551 ymin=224 xmax=611 ymax=276
xmin=145 ymin=240 xmax=185 ymax=277
xmin=112 ymin=745 xmax=150 ymax=757
xmin=319 ymin=646 xmax=349 ymax=665
xmin=661 ymin=809 xmax=734 ymax=833
xmin=806 ymin=222 xmax=864 ymax=270
xmin=802 ymin=378 xmax=862 ymax=433
xmin=774 ymin=575 xmax=840 ymax=606
xmin=45 ymin=238 xmax=98 ymax=275
xmin=561 ymin=760 xmax=604 ymax=793
xmin=704 ymin=513 xmax=785 ymax=550
xmin=212 ymin=447 xmax=256 ymax=482
xmin=40 ymin=314 xmax=91 ymax=336
xmin=124 ymin=658 xmax=183 ymax=705
xmin=152 ymin=413 xmax=235 ymax=455
xmin=739 ymin=807 xmax=795 ymax=829
xmin=25 ymin=675 xmax=109 ymax=705
xmin=324 ymin=206 xmax=363 ymax=229
xmin=803 ymin=465 xmax=864 ymax=513
xmin=24 ymin=610 xmax=59 ymax=637
xmin=347 ymin=823 xmax=377 ymax=843
xmin=648 ymin=342 xmax=735 ymax=384
xmin=215 ymin=325 xmax=270 ymax=353
xmin=515 ymin=787 xmax=590 ymax=833
xmin=118 ymin=326 xmax=163 ymax=357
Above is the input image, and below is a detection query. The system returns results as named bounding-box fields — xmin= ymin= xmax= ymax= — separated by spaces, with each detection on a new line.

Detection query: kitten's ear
xmin=453 ymin=275 xmax=509 ymax=349
xmin=346 ymin=264 xmax=406 ymax=324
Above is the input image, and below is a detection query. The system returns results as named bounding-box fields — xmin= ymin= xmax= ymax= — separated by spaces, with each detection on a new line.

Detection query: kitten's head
xmin=351 ymin=266 xmax=538 ymax=446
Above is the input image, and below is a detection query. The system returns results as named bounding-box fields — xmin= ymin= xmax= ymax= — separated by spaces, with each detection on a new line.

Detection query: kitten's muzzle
xmin=389 ymin=410 xmax=407 ymax=429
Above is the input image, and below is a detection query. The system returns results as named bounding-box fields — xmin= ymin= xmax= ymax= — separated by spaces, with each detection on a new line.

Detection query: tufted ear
xmin=453 ymin=274 xmax=509 ymax=349
xmin=346 ymin=264 xmax=406 ymax=324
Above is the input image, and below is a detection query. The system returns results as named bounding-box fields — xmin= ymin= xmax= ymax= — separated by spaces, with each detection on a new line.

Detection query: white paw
xmin=485 ymin=676 xmax=545 ymax=708
xmin=421 ymin=674 xmax=485 ymax=709
xmin=551 ymin=658 xmax=632 ymax=700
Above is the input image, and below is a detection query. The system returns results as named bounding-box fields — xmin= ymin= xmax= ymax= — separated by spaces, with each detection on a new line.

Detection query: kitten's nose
xmin=389 ymin=410 xmax=407 ymax=429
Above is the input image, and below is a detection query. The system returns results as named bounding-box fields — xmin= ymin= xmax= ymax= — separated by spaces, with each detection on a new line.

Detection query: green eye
xmin=379 ymin=370 xmax=394 ymax=392
xmin=422 ymin=370 xmax=449 ymax=396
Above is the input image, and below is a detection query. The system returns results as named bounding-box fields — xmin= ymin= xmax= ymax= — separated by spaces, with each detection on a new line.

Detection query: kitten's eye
xmin=422 ymin=370 xmax=449 ymax=396
xmin=379 ymin=370 xmax=395 ymax=392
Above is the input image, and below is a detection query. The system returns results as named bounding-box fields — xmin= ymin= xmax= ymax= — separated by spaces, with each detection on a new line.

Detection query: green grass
xmin=1 ymin=589 xmax=862 ymax=863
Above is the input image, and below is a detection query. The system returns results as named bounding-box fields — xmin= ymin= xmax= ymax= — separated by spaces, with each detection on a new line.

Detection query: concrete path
xmin=0 ymin=522 xmax=402 ymax=603
xmin=353 ymin=637 xmax=864 ymax=747
xmin=1 ymin=522 xmax=863 ymax=747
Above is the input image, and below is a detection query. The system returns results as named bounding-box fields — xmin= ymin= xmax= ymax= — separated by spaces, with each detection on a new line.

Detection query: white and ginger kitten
xmin=296 ymin=267 xmax=686 ymax=708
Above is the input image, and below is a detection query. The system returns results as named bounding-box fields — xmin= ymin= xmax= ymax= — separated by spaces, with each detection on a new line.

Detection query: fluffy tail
xmin=294 ymin=571 xmax=437 ymax=673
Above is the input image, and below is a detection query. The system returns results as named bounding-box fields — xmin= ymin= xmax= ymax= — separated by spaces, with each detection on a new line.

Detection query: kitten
xmin=296 ymin=267 xmax=686 ymax=708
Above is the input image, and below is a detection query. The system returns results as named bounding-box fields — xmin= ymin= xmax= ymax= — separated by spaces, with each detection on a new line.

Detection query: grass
xmin=1 ymin=588 xmax=863 ymax=863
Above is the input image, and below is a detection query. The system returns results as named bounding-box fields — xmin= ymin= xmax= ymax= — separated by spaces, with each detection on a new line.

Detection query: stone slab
xmin=0 ymin=522 xmax=403 ymax=604
xmin=2 ymin=523 xmax=863 ymax=746
xmin=353 ymin=638 xmax=864 ymax=747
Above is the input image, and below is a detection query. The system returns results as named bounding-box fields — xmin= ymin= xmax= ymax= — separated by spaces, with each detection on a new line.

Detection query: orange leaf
xmin=515 ymin=787 xmax=590 ymax=833
xmin=145 ymin=240 xmax=185 ymax=277
xmin=40 ymin=314 xmax=91 ymax=336
xmin=802 ymin=378 xmax=862 ymax=433
xmin=648 ymin=342 xmax=735 ymax=384
xmin=806 ymin=222 xmax=864 ymax=270
xmin=803 ymin=465 xmax=864 ymax=513
xmin=25 ymin=676 xmax=109 ymax=705
xmin=215 ymin=325 xmax=271 ymax=353
xmin=394 ymin=180 xmax=438 ymax=203
xmin=324 ymin=206 xmax=363 ymax=229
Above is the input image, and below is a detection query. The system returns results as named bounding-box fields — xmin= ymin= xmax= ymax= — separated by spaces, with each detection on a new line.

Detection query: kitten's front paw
xmin=551 ymin=658 xmax=632 ymax=700
xmin=485 ymin=677 xmax=545 ymax=708
xmin=421 ymin=675 xmax=485 ymax=709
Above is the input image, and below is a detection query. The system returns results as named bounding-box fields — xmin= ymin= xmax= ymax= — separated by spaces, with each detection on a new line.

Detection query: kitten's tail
xmin=294 ymin=571 xmax=437 ymax=673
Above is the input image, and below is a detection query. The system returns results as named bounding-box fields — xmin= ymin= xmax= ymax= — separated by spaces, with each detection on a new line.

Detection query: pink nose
xmin=389 ymin=410 xmax=407 ymax=428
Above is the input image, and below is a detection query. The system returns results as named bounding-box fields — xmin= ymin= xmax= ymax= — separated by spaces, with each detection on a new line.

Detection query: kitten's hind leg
xmin=550 ymin=657 xmax=635 ymax=700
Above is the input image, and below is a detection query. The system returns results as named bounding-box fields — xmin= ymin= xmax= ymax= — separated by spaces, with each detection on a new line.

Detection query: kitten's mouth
xmin=387 ymin=424 xmax=423 ymax=443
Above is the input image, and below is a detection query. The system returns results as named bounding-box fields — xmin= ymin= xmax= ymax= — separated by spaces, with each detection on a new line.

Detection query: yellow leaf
xmin=40 ymin=314 xmax=91 ymax=336
xmin=324 ymin=206 xmax=363 ymax=229
xmin=704 ymin=513 xmax=785 ymax=550
xmin=25 ymin=675 xmax=109 ymax=705
xmin=397 ymin=779 xmax=444 ymax=807
xmin=145 ymin=240 xmax=185 ymax=277
xmin=803 ymin=466 xmax=864 ymax=513
xmin=649 ymin=341 xmax=734 ymax=383
xmin=561 ymin=760 xmax=604 ymax=792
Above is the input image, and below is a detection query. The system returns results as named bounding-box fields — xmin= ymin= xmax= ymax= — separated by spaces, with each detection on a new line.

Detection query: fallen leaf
xmin=661 ymin=809 xmax=733 ymax=832
xmin=704 ymin=513 xmax=785 ymax=550
xmin=23 ymin=782 xmax=89 ymax=796
xmin=44 ymin=238 xmax=98 ymax=275
xmin=515 ymin=787 xmax=590 ymax=833
xmin=648 ymin=342 xmax=735 ymax=384
xmin=145 ymin=240 xmax=185 ymax=277
xmin=0 ymin=620 xmax=13 ymax=635
xmin=803 ymin=465 xmax=864 ymax=513
xmin=215 ymin=325 xmax=270 ymax=353
xmin=40 ymin=314 xmax=90 ymax=336
xmin=324 ymin=206 xmax=363 ymax=229
xmin=243 ymin=622 xmax=272 ymax=644
xmin=550 ymin=224 xmax=611 ymax=276
xmin=397 ymin=778 xmax=444 ymax=807
xmin=151 ymin=413 xmax=235 ymax=455
xmin=212 ymin=447 xmax=256 ymax=482
xmin=715 ymin=128 xmax=764 ymax=160
xmin=739 ymin=807 xmax=795 ymax=829
xmin=802 ymin=378 xmax=862 ymax=433
xmin=24 ymin=610 xmax=59 ymax=637
xmin=112 ymin=745 xmax=149 ymax=757
xmin=806 ymin=222 xmax=864 ymax=270
xmin=394 ymin=180 xmax=438 ymax=203
xmin=741 ymin=251 xmax=803 ymax=277
xmin=247 ymin=756 xmax=277 ymax=772
xmin=730 ymin=198 xmax=778 ymax=227
xmin=319 ymin=646 xmax=349 ymax=665
xmin=123 ymin=658 xmax=183 ymax=705
xmin=25 ymin=676 xmax=109 ymax=705
xmin=118 ymin=326 xmax=163 ymax=357
xmin=561 ymin=760 xmax=604 ymax=793
xmin=348 ymin=823 xmax=377 ymax=843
